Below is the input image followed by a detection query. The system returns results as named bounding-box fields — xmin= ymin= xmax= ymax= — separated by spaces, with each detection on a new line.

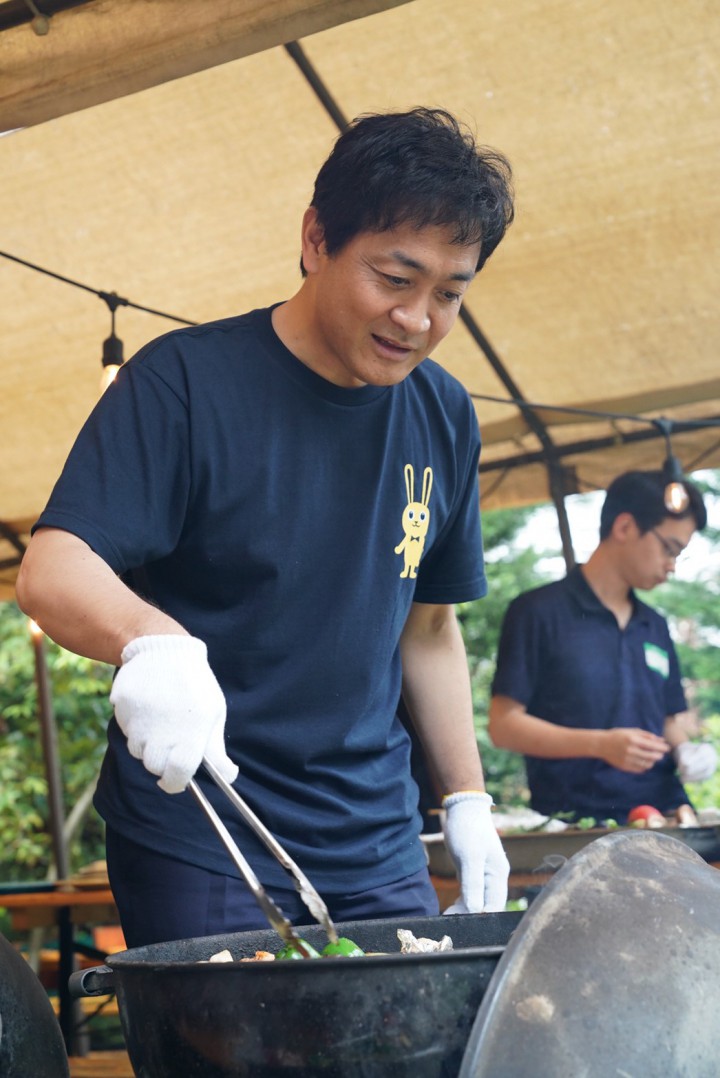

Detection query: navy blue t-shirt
xmin=491 ymin=566 xmax=688 ymax=822
xmin=35 ymin=306 xmax=486 ymax=890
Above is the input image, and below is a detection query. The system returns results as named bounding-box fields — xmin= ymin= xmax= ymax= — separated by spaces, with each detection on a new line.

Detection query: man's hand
xmin=673 ymin=741 xmax=718 ymax=784
xmin=441 ymin=791 xmax=509 ymax=914
xmin=601 ymin=728 xmax=669 ymax=773
xmin=110 ymin=635 xmax=239 ymax=794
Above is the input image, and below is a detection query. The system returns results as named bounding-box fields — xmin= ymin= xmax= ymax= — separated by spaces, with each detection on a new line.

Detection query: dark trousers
xmin=106 ymin=825 xmax=439 ymax=948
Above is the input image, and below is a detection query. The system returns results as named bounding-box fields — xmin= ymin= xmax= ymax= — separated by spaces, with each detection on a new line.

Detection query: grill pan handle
xmin=69 ymin=964 xmax=116 ymax=998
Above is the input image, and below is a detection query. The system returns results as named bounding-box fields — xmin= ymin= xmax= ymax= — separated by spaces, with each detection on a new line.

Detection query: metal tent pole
xmin=546 ymin=460 xmax=576 ymax=572
xmin=29 ymin=623 xmax=89 ymax=1056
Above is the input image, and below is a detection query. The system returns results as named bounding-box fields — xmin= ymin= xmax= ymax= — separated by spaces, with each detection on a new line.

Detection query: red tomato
xmin=627 ymin=804 xmax=665 ymax=828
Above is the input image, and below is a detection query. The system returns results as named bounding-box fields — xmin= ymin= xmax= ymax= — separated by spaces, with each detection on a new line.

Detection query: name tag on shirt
xmin=644 ymin=642 xmax=669 ymax=678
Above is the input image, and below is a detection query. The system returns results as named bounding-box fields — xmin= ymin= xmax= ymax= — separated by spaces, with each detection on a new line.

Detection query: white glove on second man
xmin=441 ymin=791 xmax=510 ymax=914
xmin=673 ymin=741 xmax=718 ymax=784
xmin=110 ymin=635 xmax=239 ymax=795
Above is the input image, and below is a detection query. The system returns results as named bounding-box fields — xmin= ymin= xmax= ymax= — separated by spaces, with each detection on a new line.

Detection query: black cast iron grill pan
xmin=71 ymin=910 xmax=522 ymax=1078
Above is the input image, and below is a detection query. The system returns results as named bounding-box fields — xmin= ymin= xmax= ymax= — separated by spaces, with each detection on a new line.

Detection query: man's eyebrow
xmin=389 ymin=250 xmax=475 ymax=282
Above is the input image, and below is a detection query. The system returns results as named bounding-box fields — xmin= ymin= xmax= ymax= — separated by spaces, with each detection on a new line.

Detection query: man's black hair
xmin=301 ymin=107 xmax=514 ymax=275
xmin=599 ymin=469 xmax=707 ymax=539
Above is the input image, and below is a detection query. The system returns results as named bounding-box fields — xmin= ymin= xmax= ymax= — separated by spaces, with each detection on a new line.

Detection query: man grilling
xmin=18 ymin=107 xmax=514 ymax=946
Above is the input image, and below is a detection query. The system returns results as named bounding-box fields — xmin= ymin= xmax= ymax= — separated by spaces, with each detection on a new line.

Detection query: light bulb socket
xmin=102 ymin=331 xmax=124 ymax=368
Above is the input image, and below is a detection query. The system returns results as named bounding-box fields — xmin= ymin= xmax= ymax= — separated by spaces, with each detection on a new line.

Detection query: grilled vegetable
xmin=321 ymin=937 xmax=365 ymax=957
xmin=275 ymin=939 xmax=321 ymax=960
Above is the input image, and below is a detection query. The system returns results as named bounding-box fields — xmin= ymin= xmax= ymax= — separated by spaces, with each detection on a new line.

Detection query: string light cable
xmin=0 ymin=249 xmax=198 ymax=325
xmin=468 ymin=390 xmax=720 ymax=509
xmin=0 ymin=248 xmax=198 ymax=391
xmin=2 ymin=248 xmax=718 ymax=486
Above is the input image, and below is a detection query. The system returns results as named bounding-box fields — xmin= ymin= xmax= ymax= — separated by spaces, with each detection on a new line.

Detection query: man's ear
xmin=611 ymin=511 xmax=639 ymax=543
xmin=300 ymin=206 xmax=326 ymax=274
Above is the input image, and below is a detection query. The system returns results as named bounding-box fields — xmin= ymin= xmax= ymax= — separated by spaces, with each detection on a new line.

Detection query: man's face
xmin=299 ymin=211 xmax=481 ymax=388
xmin=630 ymin=515 xmax=696 ymax=589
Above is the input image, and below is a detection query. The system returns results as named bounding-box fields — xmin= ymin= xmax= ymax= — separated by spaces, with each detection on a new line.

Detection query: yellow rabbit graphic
xmin=394 ymin=464 xmax=433 ymax=579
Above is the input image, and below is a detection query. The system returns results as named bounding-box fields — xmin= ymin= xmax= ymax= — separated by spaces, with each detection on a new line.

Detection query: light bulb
xmin=100 ymin=363 xmax=121 ymax=393
xmin=664 ymin=481 xmax=690 ymax=514
xmin=661 ymin=452 xmax=690 ymax=513
xmin=101 ymin=327 xmax=124 ymax=394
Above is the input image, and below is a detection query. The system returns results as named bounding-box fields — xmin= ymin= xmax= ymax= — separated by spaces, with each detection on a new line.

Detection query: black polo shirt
xmin=492 ymin=566 xmax=688 ymax=822
xmin=35 ymin=306 xmax=485 ymax=891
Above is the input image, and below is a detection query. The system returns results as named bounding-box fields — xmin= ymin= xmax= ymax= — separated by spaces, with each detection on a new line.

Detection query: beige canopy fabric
xmin=1 ymin=0 xmax=719 ymax=599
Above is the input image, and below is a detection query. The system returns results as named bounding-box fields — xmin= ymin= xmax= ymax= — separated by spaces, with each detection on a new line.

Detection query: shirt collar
xmin=566 ymin=564 xmax=650 ymax=625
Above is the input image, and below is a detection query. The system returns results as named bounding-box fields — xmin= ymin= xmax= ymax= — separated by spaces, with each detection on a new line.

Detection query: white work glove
xmin=110 ymin=635 xmax=239 ymax=795
xmin=441 ymin=791 xmax=510 ymax=914
xmin=673 ymin=741 xmax=718 ymax=784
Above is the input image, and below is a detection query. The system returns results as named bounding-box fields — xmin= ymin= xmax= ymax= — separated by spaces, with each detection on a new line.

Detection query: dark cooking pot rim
xmin=106 ymin=942 xmax=506 ymax=972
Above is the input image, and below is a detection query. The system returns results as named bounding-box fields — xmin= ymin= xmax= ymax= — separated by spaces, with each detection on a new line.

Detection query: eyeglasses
xmin=649 ymin=528 xmax=688 ymax=562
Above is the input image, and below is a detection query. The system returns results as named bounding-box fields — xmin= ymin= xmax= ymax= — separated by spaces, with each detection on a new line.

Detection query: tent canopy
xmin=2 ymin=0 xmax=719 ymax=597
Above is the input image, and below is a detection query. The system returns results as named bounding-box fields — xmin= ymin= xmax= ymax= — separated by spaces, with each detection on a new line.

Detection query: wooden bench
xmin=67 ymin=1051 xmax=134 ymax=1077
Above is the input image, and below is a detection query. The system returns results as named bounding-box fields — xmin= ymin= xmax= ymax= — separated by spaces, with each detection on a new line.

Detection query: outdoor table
xmin=0 ymin=883 xmax=119 ymax=1056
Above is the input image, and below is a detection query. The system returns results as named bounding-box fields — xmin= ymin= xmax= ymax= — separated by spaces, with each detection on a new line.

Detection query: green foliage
xmin=642 ymin=574 xmax=720 ymax=718
xmin=684 ymin=714 xmax=720 ymax=811
xmin=0 ymin=602 xmax=112 ymax=882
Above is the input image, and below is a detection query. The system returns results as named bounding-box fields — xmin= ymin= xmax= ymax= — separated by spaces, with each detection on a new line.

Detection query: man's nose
xmin=391 ymin=299 xmax=431 ymax=335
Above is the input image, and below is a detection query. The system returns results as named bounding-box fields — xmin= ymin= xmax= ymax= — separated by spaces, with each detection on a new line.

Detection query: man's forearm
xmin=16 ymin=527 xmax=187 ymax=666
xmin=400 ymin=602 xmax=485 ymax=794
xmin=488 ymin=696 xmax=673 ymax=775
xmin=663 ymin=712 xmax=696 ymax=749
xmin=488 ymin=696 xmax=607 ymax=759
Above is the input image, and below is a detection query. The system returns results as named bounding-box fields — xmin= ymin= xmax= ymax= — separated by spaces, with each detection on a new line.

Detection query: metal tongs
xmin=188 ymin=757 xmax=338 ymax=956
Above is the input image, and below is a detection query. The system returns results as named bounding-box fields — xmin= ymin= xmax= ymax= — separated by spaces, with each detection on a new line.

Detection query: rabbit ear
xmin=421 ymin=467 xmax=433 ymax=506
xmin=404 ymin=463 xmax=414 ymax=503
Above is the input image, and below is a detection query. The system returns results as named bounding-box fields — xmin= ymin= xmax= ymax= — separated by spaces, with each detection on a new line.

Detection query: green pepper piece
xmin=275 ymin=939 xmax=321 ymax=960
xmin=321 ymin=937 xmax=365 ymax=958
